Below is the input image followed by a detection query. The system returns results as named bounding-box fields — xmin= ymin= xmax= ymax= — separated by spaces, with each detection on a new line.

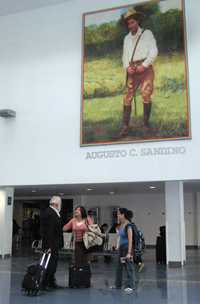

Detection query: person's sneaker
xmin=138 ymin=262 xmax=144 ymax=272
xmin=124 ymin=287 xmax=133 ymax=294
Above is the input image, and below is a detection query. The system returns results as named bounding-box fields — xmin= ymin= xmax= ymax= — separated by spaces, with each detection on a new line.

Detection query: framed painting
xmin=80 ymin=0 xmax=190 ymax=146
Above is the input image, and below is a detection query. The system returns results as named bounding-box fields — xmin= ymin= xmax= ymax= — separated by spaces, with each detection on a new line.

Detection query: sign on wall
xmin=7 ymin=196 xmax=12 ymax=206
xmin=80 ymin=0 xmax=190 ymax=146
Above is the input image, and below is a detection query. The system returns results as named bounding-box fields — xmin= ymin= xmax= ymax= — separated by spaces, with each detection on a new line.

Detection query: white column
xmin=0 ymin=187 xmax=14 ymax=258
xmin=165 ymin=181 xmax=186 ymax=267
xmin=0 ymin=259 xmax=11 ymax=303
xmin=167 ymin=275 xmax=188 ymax=304
xmin=196 ymin=193 xmax=200 ymax=248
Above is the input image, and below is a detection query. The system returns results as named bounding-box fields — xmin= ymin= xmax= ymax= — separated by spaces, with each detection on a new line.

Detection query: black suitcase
xmin=22 ymin=252 xmax=51 ymax=295
xmin=68 ymin=264 xmax=91 ymax=288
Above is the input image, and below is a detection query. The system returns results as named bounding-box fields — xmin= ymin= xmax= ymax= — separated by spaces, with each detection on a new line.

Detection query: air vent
xmin=0 ymin=109 xmax=16 ymax=118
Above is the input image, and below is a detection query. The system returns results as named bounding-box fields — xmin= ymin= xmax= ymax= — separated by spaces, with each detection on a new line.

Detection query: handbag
xmin=83 ymin=224 xmax=103 ymax=249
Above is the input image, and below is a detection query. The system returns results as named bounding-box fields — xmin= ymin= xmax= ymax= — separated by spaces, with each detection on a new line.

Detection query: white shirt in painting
xmin=122 ymin=27 xmax=158 ymax=69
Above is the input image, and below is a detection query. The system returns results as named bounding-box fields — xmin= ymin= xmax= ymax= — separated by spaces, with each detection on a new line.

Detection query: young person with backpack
xmin=126 ymin=210 xmax=145 ymax=272
xmin=111 ymin=208 xmax=136 ymax=294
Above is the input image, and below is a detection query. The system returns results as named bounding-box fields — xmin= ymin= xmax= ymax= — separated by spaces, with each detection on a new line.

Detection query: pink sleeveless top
xmin=63 ymin=217 xmax=93 ymax=242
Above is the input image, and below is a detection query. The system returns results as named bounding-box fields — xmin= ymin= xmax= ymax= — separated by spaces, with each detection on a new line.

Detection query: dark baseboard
xmin=186 ymin=245 xmax=199 ymax=249
xmin=168 ymin=261 xmax=186 ymax=268
xmin=145 ymin=245 xmax=156 ymax=249
xmin=145 ymin=245 xmax=199 ymax=249
xmin=0 ymin=254 xmax=11 ymax=259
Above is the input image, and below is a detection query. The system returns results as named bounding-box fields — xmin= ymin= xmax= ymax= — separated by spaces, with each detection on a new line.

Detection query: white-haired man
xmin=40 ymin=196 xmax=64 ymax=290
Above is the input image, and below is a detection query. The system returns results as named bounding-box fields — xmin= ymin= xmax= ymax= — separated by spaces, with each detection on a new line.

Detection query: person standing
xmin=87 ymin=209 xmax=95 ymax=224
xmin=120 ymin=8 xmax=158 ymax=136
xmin=127 ymin=210 xmax=145 ymax=272
xmin=111 ymin=208 xmax=136 ymax=294
xmin=32 ymin=214 xmax=41 ymax=241
xmin=40 ymin=196 xmax=63 ymax=289
xmin=63 ymin=206 xmax=93 ymax=267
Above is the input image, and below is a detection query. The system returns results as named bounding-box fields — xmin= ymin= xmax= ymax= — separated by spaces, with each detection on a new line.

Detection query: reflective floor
xmin=1 ymin=249 xmax=200 ymax=304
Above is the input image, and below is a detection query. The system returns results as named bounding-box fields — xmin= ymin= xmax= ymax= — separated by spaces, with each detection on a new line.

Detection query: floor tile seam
xmin=0 ymin=270 xmax=21 ymax=274
xmin=139 ymin=278 xmax=200 ymax=284
xmin=1 ymin=272 xmax=200 ymax=284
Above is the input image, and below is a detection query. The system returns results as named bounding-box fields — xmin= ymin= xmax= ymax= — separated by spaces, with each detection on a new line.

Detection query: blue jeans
xmin=115 ymin=245 xmax=136 ymax=289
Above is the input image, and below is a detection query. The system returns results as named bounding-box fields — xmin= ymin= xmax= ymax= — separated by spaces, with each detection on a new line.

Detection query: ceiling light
xmin=87 ymin=188 xmax=93 ymax=191
xmin=31 ymin=190 xmax=37 ymax=193
xmin=110 ymin=191 xmax=114 ymax=195
xmin=59 ymin=193 xmax=64 ymax=196
xmin=149 ymin=186 xmax=156 ymax=189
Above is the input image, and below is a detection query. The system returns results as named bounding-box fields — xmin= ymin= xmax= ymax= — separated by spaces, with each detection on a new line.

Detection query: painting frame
xmin=80 ymin=0 xmax=191 ymax=146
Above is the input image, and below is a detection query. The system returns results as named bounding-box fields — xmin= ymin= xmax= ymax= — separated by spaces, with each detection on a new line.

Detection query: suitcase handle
xmin=40 ymin=252 xmax=51 ymax=269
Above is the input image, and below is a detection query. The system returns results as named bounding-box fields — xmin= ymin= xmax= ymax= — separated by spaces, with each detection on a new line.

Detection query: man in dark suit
xmin=40 ymin=196 xmax=64 ymax=289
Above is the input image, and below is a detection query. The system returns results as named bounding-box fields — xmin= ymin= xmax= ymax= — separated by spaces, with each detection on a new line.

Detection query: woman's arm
xmin=86 ymin=216 xmax=93 ymax=225
xmin=63 ymin=218 xmax=73 ymax=231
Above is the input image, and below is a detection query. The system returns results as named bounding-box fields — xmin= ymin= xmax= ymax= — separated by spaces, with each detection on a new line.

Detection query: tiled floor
xmin=1 ymin=249 xmax=200 ymax=304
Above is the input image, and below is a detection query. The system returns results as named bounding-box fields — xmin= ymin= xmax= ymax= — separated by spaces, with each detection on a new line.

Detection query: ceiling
xmin=14 ymin=180 xmax=200 ymax=199
xmin=0 ymin=0 xmax=69 ymax=16
xmin=14 ymin=182 xmax=164 ymax=198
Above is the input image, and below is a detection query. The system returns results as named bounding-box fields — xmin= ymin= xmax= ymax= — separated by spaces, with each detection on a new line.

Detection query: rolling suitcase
xmin=22 ymin=252 xmax=51 ymax=295
xmin=68 ymin=264 xmax=91 ymax=288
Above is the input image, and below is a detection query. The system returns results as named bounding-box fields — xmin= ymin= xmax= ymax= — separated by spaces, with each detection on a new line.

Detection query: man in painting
xmin=120 ymin=8 xmax=158 ymax=137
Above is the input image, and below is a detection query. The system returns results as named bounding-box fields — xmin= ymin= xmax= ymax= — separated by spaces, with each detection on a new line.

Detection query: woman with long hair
xmin=63 ymin=206 xmax=93 ymax=267
xmin=112 ymin=208 xmax=136 ymax=294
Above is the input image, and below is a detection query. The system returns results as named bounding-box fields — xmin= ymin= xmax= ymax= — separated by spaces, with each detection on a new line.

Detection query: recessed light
xmin=31 ymin=190 xmax=36 ymax=193
xmin=110 ymin=191 xmax=114 ymax=195
xmin=87 ymin=188 xmax=93 ymax=191
xmin=149 ymin=186 xmax=156 ymax=189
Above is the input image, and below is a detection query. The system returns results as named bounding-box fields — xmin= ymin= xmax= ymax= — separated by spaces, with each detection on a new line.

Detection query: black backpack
xmin=125 ymin=222 xmax=145 ymax=257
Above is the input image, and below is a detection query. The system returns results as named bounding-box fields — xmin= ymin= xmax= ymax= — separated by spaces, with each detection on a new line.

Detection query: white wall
xmin=0 ymin=0 xmax=199 ymax=186
xmin=82 ymin=192 xmax=196 ymax=246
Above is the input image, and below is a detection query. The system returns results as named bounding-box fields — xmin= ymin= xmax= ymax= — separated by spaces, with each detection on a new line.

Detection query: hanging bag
xmin=83 ymin=224 xmax=104 ymax=249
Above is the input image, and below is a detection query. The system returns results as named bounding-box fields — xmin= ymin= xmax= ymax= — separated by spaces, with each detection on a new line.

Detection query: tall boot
xmin=120 ymin=105 xmax=132 ymax=137
xmin=143 ymin=103 xmax=152 ymax=128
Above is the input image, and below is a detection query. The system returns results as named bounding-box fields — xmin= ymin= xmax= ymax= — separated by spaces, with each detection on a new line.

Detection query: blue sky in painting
xmin=85 ymin=0 xmax=182 ymax=27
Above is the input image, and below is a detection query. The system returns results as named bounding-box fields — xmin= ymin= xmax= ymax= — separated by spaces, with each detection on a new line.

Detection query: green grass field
xmin=81 ymin=52 xmax=190 ymax=145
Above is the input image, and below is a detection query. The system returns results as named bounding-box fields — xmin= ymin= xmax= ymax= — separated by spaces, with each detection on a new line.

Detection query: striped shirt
xmin=63 ymin=217 xmax=93 ymax=242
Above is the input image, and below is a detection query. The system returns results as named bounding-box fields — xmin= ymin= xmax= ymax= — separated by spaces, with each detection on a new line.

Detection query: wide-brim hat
xmin=123 ymin=8 xmax=145 ymax=22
